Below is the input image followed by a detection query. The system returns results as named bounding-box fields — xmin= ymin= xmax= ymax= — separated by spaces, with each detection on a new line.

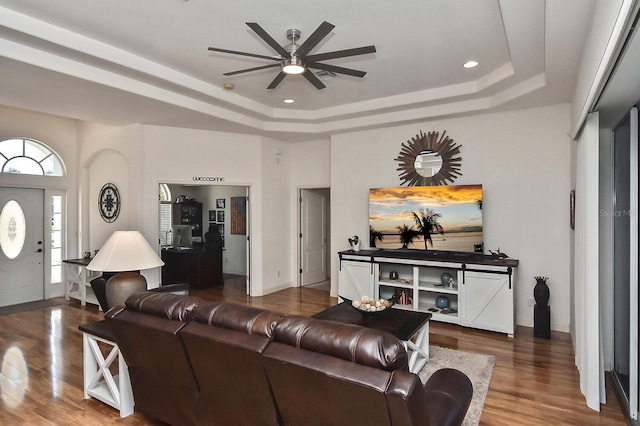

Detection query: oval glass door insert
xmin=0 ymin=200 xmax=26 ymax=259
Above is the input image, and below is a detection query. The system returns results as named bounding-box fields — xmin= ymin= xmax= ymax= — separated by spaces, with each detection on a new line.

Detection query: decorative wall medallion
xmin=395 ymin=130 xmax=462 ymax=186
xmin=99 ymin=183 xmax=120 ymax=223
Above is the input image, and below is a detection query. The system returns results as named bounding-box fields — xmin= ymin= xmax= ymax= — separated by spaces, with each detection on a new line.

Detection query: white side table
xmin=79 ymin=320 xmax=134 ymax=417
xmin=64 ymin=258 xmax=100 ymax=307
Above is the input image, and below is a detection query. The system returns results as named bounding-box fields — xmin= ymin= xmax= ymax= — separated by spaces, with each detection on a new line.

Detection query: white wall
xmin=87 ymin=149 xmax=130 ymax=248
xmin=331 ymin=104 xmax=573 ymax=331
xmin=260 ymin=136 xmax=293 ymax=293
xmin=290 ymin=139 xmax=331 ymax=187
xmin=78 ymin=122 xmax=142 ymax=252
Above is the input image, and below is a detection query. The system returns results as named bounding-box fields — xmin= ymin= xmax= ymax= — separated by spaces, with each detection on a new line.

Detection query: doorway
xmin=299 ymin=188 xmax=330 ymax=290
xmin=159 ymin=183 xmax=250 ymax=294
xmin=0 ymin=188 xmax=45 ymax=307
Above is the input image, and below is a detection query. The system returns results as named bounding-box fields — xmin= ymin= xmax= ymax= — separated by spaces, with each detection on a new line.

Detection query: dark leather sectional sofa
xmin=105 ymin=292 xmax=473 ymax=426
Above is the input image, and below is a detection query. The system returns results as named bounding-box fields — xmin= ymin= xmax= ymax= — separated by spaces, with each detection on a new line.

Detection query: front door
xmin=0 ymin=188 xmax=45 ymax=307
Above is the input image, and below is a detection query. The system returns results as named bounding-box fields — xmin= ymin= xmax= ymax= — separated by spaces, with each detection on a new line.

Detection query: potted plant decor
xmin=348 ymin=235 xmax=360 ymax=251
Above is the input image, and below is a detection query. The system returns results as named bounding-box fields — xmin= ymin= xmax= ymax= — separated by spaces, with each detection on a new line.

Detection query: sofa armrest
xmin=422 ymin=368 xmax=473 ymax=426
xmin=386 ymin=368 xmax=472 ymax=426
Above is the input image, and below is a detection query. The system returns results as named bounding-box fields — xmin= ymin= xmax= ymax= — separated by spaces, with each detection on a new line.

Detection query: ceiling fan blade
xmin=267 ymin=72 xmax=287 ymax=89
xmin=246 ymin=22 xmax=290 ymax=58
xmin=223 ymin=63 xmax=281 ymax=76
xmin=306 ymin=45 xmax=376 ymax=62
xmin=302 ymin=70 xmax=326 ymax=90
xmin=307 ymin=62 xmax=366 ymax=78
xmin=208 ymin=47 xmax=280 ymax=62
xmin=295 ymin=21 xmax=335 ymax=58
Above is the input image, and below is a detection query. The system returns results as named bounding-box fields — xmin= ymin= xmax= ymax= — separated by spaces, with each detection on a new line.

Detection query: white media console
xmin=338 ymin=249 xmax=519 ymax=336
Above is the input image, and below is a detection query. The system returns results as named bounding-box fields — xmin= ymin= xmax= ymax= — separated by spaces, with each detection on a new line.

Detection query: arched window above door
xmin=159 ymin=183 xmax=171 ymax=202
xmin=0 ymin=138 xmax=65 ymax=176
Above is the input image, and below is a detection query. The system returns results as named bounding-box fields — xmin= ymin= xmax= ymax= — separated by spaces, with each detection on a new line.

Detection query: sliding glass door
xmin=612 ymin=107 xmax=639 ymax=420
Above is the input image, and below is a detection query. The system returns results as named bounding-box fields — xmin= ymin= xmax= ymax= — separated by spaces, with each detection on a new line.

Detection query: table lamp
xmin=87 ymin=231 xmax=164 ymax=308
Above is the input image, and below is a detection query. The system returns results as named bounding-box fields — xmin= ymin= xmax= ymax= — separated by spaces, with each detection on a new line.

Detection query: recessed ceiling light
xmin=283 ymin=99 xmax=295 ymax=104
xmin=463 ymin=61 xmax=479 ymax=69
xmin=223 ymin=83 xmax=235 ymax=90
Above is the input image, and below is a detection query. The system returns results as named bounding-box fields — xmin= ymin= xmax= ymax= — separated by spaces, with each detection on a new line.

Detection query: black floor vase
xmin=533 ymin=276 xmax=550 ymax=307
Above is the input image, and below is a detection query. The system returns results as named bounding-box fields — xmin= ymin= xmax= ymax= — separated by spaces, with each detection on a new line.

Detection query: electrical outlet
xmin=527 ymin=298 xmax=535 ymax=308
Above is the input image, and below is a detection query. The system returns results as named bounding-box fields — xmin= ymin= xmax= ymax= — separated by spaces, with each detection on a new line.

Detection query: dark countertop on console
xmin=338 ymin=248 xmax=518 ymax=267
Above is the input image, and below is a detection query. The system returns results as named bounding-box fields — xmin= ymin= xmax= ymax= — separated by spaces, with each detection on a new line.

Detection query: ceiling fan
xmin=207 ymin=21 xmax=376 ymax=90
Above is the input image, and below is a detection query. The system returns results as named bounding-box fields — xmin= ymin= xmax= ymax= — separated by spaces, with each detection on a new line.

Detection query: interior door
xmin=300 ymin=189 xmax=327 ymax=286
xmin=0 ymin=188 xmax=45 ymax=307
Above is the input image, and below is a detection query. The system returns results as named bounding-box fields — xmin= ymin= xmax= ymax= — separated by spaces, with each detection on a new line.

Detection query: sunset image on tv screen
xmin=369 ymin=184 xmax=483 ymax=252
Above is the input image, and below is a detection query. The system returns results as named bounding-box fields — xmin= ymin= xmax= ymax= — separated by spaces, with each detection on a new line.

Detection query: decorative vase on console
xmin=533 ymin=276 xmax=550 ymax=307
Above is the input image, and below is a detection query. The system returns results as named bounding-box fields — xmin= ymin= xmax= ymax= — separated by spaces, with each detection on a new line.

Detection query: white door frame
xmin=157 ymin=182 xmax=251 ymax=294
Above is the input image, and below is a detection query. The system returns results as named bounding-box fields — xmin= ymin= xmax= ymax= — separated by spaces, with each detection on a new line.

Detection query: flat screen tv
xmin=369 ymin=184 xmax=483 ymax=253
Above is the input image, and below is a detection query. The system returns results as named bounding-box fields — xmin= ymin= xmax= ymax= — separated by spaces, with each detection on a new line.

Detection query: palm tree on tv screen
xmin=396 ymin=224 xmax=419 ymax=248
xmin=413 ymin=209 xmax=444 ymax=250
xmin=369 ymin=226 xmax=383 ymax=248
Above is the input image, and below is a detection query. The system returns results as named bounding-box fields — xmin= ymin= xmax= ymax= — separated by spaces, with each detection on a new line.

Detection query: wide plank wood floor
xmin=0 ymin=276 xmax=627 ymax=425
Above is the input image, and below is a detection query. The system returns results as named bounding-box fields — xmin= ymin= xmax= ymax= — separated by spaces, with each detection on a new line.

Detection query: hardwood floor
xmin=0 ymin=277 xmax=627 ymax=425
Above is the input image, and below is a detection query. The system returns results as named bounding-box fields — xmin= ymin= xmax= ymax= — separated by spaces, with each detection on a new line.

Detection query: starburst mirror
xmin=395 ymin=130 xmax=462 ymax=186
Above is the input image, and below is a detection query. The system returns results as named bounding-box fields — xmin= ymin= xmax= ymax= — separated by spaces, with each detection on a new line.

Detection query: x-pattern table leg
xmin=404 ymin=322 xmax=430 ymax=373
xmin=83 ymin=332 xmax=134 ymax=417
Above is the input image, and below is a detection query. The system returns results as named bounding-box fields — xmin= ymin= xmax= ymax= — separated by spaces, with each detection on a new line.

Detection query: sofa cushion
xmin=191 ymin=300 xmax=281 ymax=338
xmin=180 ymin=301 xmax=284 ymax=425
xmin=273 ymin=315 xmax=408 ymax=371
xmin=124 ymin=291 xmax=198 ymax=321
xmin=262 ymin=315 xmax=410 ymax=426
xmin=105 ymin=292 xmax=201 ymax=426
xmin=263 ymin=337 xmax=396 ymax=426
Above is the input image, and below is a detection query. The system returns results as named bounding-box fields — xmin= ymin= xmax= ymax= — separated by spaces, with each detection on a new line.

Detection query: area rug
xmin=0 ymin=300 xmax=62 ymax=316
xmin=419 ymin=346 xmax=495 ymax=426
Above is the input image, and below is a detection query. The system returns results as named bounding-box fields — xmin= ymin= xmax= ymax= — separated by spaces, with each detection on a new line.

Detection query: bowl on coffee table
xmin=340 ymin=295 xmax=396 ymax=316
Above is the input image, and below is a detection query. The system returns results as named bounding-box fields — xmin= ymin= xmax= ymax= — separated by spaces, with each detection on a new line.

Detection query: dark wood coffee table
xmin=312 ymin=303 xmax=432 ymax=373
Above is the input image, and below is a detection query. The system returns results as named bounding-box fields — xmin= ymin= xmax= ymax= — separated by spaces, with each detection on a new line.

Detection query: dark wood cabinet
xmin=161 ymin=248 xmax=223 ymax=289
xmin=172 ymin=200 xmax=203 ymax=237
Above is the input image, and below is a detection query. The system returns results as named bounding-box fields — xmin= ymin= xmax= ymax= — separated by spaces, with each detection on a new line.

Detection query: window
xmin=159 ymin=184 xmax=173 ymax=246
xmin=50 ymin=194 xmax=63 ymax=284
xmin=0 ymin=138 xmax=64 ymax=176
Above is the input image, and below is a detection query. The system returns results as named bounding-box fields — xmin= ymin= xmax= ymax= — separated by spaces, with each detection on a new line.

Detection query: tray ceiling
xmin=0 ymin=0 xmax=595 ymax=140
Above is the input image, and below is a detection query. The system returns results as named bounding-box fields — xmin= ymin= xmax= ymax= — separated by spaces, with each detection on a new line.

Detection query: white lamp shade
xmin=87 ymin=231 xmax=164 ymax=272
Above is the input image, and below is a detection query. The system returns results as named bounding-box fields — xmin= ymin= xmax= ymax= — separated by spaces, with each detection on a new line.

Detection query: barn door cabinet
xmin=338 ymin=250 xmax=518 ymax=336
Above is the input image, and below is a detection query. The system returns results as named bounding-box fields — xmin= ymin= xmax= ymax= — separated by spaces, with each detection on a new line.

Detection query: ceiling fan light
xmin=282 ymin=57 xmax=305 ymax=75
